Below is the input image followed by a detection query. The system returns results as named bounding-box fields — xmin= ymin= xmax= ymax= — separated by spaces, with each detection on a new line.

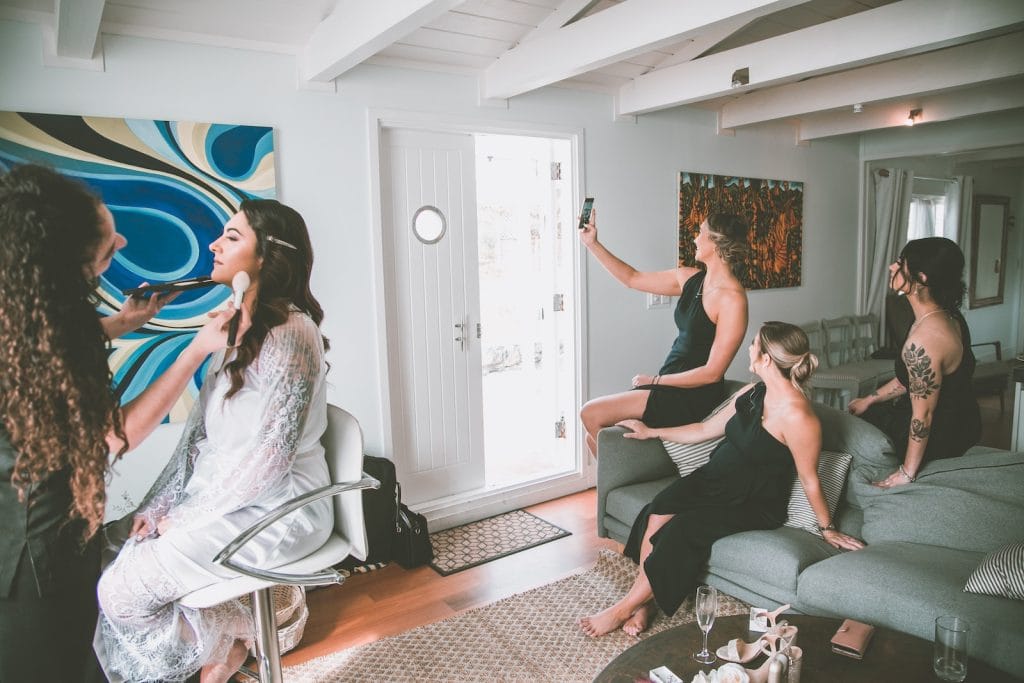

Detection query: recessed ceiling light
xmin=852 ymin=103 xmax=863 ymax=114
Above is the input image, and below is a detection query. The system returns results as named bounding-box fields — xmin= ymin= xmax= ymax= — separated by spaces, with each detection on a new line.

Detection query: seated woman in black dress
xmin=578 ymin=211 xmax=749 ymax=457
xmin=579 ymin=321 xmax=864 ymax=637
xmin=847 ymin=237 xmax=981 ymax=488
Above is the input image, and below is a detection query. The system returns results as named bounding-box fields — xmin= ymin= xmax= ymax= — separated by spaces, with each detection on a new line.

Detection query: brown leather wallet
xmin=830 ymin=618 xmax=876 ymax=659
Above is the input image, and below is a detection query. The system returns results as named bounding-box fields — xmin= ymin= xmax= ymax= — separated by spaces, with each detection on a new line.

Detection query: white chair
xmin=179 ymin=404 xmax=379 ymax=682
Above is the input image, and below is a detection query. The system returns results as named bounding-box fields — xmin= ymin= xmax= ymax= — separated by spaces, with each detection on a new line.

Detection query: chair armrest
xmin=596 ymin=427 xmax=676 ymax=536
xmin=213 ymin=475 xmax=380 ymax=586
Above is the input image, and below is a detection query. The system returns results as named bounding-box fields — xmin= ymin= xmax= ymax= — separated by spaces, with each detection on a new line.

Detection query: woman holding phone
xmin=578 ymin=209 xmax=750 ymax=457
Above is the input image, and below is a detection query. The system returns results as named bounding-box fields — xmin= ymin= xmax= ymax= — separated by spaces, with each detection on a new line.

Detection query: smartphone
xmin=122 ymin=276 xmax=215 ymax=297
xmin=578 ymin=197 xmax=594 ymax=230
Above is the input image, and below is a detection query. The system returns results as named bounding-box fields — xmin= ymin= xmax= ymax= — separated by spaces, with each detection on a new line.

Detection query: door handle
xmin=454 ymin=319 xmax=468 ymax=351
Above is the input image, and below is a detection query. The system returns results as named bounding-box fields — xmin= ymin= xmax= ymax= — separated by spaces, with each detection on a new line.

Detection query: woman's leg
xmin=580 ymin=389 xmax=649 ymax=457
xmin=579 ymin=512 xmax=672 ymax=637
xmin=97 ymin=537 xmax=251 ymax=682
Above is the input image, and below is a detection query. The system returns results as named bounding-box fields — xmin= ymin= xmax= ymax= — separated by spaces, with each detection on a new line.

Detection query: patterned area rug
xmin=428 ymin=509 xmax=571 ymax=575
xmin=283 ymin=549 xmax=749 ymax=682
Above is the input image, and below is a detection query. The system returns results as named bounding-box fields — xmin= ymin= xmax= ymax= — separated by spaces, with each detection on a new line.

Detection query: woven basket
xmin=239 ymin=585 xmax=308 ymax=655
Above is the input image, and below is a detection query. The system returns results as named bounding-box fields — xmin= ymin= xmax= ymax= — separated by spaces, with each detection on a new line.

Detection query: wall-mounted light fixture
xmin=852 ymin=103 xmax=863 ymax=114
xmin=730 ymin=67 xmax=749 ymax=88
xmin=905 ymin=108 xmax=922 ymax=126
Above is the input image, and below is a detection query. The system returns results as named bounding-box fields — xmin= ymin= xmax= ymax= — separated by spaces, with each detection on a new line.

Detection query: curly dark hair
xmin=0 ymin=164 xmax=126 ymax=540
xmin=221 ymin=199 xmax=329 ymax=398
xmin=900 ymin=237 xmax=966 ymax=311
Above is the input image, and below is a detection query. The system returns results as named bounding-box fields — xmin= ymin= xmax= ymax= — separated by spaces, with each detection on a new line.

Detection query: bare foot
xmin=578 ymin=604 xmax=632 ymax=638
xmin=622 ymin=602 xmax=656 ymax=636
xmin=199 ymin=639 xmax=248 ymax=683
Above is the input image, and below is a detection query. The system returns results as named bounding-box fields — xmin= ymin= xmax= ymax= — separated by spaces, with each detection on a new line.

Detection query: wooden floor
xmin=281 ymin=488 xmax=621 ymax=668
xmin=279 ymin=389 xmax=1013 ymax=670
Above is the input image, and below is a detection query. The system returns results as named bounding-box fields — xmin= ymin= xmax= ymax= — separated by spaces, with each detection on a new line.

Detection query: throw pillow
xmin=963 ymin=542 xmax=1024 ymax=600
xmin=785 ymin=450 xmax=853 ymax=537
xmin=661 ymin=394 xmax=734 ymax=478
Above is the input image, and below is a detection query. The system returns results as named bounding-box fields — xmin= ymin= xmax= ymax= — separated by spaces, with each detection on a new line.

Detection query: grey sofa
xmin=596 ymin=383 xmax=1024 ymax=676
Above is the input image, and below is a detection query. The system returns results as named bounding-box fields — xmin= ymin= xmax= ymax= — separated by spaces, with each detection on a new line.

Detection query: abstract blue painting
xmin=0 ymin=112 xmax=276 ymax=421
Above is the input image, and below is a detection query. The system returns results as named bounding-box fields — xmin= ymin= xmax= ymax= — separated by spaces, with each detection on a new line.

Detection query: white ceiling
xmin=2 ymin=0 xmax=1023 ymax=142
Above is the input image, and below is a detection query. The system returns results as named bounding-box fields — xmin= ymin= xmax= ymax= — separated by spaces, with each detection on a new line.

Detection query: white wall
xmin=0 ymin=19 xmax=861 ymax=456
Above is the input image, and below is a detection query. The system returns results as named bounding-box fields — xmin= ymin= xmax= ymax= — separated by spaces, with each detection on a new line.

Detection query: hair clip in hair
xmin=265 ymin=235 xmax=297 ymax=250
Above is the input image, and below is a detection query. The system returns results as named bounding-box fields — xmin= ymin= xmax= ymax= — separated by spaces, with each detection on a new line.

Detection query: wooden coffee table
xmin=593 ymin=614 xmax=1019 ymax=682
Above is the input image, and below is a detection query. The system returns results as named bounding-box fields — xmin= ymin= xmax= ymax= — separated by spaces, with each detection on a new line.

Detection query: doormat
xmin=429 ymin=509 xmax=571 ymax=575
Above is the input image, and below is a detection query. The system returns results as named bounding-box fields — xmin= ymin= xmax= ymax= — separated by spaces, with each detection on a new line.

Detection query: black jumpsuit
xmin=638 ymin=270 xmax=725 ymax=428
xmin=625 ymin=383 xmax=795 ymax=616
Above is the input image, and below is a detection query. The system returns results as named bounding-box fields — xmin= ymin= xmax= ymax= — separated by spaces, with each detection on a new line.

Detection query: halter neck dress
xmin=863 ymin=311 xmax=980 ymax=462
xmin=637 ymin=270 xmax=726 ymax=428
xmin=624 ymin=383 xmax=795 ymax=616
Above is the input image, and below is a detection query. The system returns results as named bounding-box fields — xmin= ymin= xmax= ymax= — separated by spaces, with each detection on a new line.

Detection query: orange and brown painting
xmin=679 ymin=171 xmax=803 ymax=290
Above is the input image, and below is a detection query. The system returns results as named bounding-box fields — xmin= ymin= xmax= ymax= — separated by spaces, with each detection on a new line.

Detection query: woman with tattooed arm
xmin=847 ymin=237 xmax=981 ymax=488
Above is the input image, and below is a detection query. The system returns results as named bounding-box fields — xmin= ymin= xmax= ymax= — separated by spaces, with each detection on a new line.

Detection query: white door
xmin=380 ymin=127 xmax=485 ymax=505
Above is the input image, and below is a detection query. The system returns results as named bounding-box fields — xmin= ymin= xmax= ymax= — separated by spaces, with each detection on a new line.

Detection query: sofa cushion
xmin=856 ymin=450 xmax=1024 ymax=553
xmin=605 ymin=477 xmax=676 ymax=533
xmin=797 ymin=541 xmax=1024 ymax=676
xmin=964 ymin=542 xmax=1024 ymax=600
xmin=812 ymin=402 xmax=896 ymax=486
xmin=661 ymin=394 xmax=734 ymax=477
xmin=785 ymin=450 xmax=852 ymax=536
xmin=709 ymin=526 xmax=840 ymax=593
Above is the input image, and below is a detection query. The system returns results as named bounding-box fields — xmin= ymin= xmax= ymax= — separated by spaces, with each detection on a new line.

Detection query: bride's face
xmin=209 ymin=211 xmax=263 ymax=286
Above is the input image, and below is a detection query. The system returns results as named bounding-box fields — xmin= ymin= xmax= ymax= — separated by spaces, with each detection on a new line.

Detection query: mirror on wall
xmin=969 ymin=194 xmax=1010 ymax=308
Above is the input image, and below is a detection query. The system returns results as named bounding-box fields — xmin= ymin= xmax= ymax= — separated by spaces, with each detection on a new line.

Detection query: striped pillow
xmin=964 ymin=542 xmax=1024 ymax=600
xmin=784 ymin=450 xmax=852 ymax=537
xmin=660 ymin=395 xmax=734 ymax=478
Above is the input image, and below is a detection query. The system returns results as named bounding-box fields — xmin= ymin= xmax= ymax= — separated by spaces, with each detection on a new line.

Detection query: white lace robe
xmin=96 ymin=312 xmax=332 ymax=682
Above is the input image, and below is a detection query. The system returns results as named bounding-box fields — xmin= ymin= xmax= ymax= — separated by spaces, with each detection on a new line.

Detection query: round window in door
xmin=412 ymin=205 xmax=447 ymax=244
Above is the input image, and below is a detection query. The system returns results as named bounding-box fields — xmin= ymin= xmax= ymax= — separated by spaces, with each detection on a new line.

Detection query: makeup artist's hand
xmin=187 ymin=301 xmax=252 ymax=358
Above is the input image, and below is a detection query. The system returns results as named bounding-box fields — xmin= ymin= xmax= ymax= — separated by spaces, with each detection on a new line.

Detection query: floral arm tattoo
xmin=903 ymin=343 xmax=940 ymax=399
xmin=910 ymin=418 xmax=931 ymax=442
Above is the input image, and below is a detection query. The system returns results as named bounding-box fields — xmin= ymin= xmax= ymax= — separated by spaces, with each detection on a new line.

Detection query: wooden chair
xmin=971 ymin=341 xmax=1012 ymax=415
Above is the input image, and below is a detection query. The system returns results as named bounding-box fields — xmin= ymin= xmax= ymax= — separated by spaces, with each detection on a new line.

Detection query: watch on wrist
xmin=818 ymin=521 xmax=836 ymax=533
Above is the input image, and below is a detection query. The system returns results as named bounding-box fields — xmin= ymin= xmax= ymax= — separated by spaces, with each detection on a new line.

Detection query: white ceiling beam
xmin=617 ymin=0 xmax=1024 ymax=116
xmin=53 ymin=0 xmax=105 ymax=59
xmin=720 ymin=32 xmax=1024 ymax=129
xmin=300 ymin=0 xmax=463 ymax=83
xmin=796 ymin=81 xmax=1024 ymax=141
xmin=651 ymin=16 xmax=754 ymax=71
xmin=482 ymin=0 xmax=808 ymax=100
xmin=519 ymin=0 xmax=602 ymax=43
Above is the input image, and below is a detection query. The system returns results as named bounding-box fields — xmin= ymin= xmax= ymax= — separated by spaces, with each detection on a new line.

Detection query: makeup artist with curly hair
xmin=847 ymin=237 xmax=981 ymax=488
xmin=0 ymin=164 xmax=235 ymax=681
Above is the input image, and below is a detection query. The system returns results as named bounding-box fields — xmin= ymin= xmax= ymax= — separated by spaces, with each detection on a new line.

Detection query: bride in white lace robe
xmin=97 ymin=312 xmax=330 ymax=681
xmin=96 ymin=200 xmax=332 ymax=683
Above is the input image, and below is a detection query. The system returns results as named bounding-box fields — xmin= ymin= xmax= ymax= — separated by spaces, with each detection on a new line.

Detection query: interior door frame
xmin=367 ymin=108 xmax=593 ymax=529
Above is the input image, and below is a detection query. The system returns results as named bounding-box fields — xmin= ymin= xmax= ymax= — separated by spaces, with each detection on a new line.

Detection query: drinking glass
xmin=693 ymin=584 xmax=718 ymax=664
xmin=933 ymin=616 xmax=969 ymax=682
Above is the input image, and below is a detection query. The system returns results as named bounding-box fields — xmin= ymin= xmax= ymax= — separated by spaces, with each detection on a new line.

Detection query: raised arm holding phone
xmin=578 ymin=204 xmax=750 ymax=457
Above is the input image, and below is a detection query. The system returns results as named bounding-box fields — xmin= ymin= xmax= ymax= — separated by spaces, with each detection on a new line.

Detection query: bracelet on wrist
xmin=817 ymin=521 xmax=836 ymax=533
xmin=899 ymin=464 xmax=916 ymax=482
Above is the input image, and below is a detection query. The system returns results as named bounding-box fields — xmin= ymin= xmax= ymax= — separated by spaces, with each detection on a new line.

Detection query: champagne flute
xmin=693 ymin=584 xmax=718 ymax=664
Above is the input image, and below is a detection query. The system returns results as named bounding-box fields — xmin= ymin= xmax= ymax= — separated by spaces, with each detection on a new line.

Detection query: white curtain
xmin=861 ymin=168 xmax=913 ymax=345
xmin=945 ymin=175 xmax=974 ymax=283
xmin=907 ymin=197 xmax=939 ymax=241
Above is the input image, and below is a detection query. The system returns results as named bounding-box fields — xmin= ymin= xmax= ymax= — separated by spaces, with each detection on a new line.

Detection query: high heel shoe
xmin=744 ymin=634 xmax=793 ymax=683
xmin=715 ymin=604 xmax=797 ymax=664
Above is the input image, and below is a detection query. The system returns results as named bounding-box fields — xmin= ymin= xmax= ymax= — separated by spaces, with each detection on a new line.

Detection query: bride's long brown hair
xmin=221 ymin=199 xmax=329 ymax=398
xmin=0 ymin=165 xmax=126 ymax=540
